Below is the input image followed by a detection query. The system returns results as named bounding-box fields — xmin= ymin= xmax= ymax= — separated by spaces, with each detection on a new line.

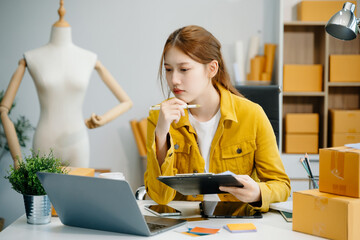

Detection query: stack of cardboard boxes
xmin=293 ymin=147 xmax=360 ymax=240
xmin=291 ymin=2 xmax=360 ymax=238
xmin=285 ymin=113 xmax=319 ymax=154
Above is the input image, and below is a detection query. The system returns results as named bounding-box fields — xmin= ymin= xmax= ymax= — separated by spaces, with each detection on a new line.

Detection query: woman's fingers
xmin=219 ymin=175 xmax=261 ymax=203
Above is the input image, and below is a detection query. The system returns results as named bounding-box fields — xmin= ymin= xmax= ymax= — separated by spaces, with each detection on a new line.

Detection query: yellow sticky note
xmin=226 ymin=223 xmax=256 ymax=233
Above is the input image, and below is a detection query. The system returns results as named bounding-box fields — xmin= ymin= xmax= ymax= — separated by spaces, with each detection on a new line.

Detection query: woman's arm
xmin=0 ymin=59 xmax=27 ymax=168
xmin=85 ymin=60 xmax=133 ymax=129
xmin=219 ymin=105 xmax=290 ymax=211
xmin=154 ymin=98 xmax=185 ymax=165
xmin=252 ymin=107 xmax=291 ymax=211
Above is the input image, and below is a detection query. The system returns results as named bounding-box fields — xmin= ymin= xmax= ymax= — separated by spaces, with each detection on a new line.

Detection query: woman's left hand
xmin=219 ymin=175 xmax=261 ymax=203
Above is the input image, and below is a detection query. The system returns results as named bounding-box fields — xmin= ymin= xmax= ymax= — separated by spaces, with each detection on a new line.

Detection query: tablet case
xmin=157 ymin=174 xmax=243 ymax=195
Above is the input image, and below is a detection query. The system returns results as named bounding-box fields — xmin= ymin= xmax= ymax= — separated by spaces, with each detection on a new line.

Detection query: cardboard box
xmin=330 ymin=109 xmax=360 ymax=133
xmin=283 ymin=65 xmax=323 ymax=92
xmin=332 ymin=133 xmax=360 ymax=147
xmin=285 ymin=133 xmax=318 ymax=154
xmin=297 ymin=1 xmax=356 ymax=22
xmin=67 ymin=167 xmax=95 ymax=177
xmin=285 ymin=113 xmax=319 ymax=133
xmin=293 ymin=189 xmax=360 ymax=240
xmin=319 ymin=147 xmax=360 ymax=198
xmin=330 ymin=55 xmax=360 ymax=82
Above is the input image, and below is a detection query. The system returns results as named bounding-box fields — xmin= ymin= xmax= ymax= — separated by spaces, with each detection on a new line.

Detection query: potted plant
xmin=4 ymin=150 xmax=68 ymax=224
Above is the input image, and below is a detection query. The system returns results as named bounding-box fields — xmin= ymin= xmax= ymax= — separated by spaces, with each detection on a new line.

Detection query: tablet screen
xmin=200 ymin=201 xmax=262 ymax=218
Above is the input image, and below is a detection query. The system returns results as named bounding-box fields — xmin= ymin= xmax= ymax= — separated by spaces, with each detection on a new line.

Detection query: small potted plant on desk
xmin=4 ymin=150 xmax=68 ymax=224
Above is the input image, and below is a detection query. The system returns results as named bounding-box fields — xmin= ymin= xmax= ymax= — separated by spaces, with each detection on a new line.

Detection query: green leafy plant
xmin=0 ymin=90 xmax=34 ymax=152
xmin=4 ymin=150 xmax=68 ymax=195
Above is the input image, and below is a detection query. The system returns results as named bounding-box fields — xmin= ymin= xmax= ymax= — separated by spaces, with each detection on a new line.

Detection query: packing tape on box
xmin=314 ymin=197 xmax=328 ymax=212
xmin=313 ymin=222 xmax=326 ymax=236
xmin=313 ymin=197 xmax=327 ymax=236
xmin=330 ymin=151 xmax=344 ymax=180
xmin=333 ymin=184 xmax=347 ymax=195
xmin=349 ymin=128 xmax=356 ymax=133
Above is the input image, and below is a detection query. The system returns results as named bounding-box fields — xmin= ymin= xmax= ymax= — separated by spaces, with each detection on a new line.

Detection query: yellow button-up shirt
xmin=144 ymin=83 xmax=290 ymax=212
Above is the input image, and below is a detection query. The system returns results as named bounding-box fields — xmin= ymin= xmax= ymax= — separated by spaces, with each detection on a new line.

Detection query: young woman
xmin=144 ymin=25 xmax=290 ymax=212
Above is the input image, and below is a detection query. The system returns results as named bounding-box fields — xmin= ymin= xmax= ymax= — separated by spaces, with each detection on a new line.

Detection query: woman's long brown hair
xmin=158 ymin=25 xmax=242 ymax=97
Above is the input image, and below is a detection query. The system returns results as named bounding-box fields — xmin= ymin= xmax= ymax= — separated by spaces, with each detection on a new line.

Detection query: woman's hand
xmin=154 ymin=98 xmax=186 ymax=166
xmin=85 ymin=113 xmax=104 ymax=129
xmin=155 ymin=98 xmax=187 ymax=139
xmin=219 ymin=175 xmax=261 ymax=203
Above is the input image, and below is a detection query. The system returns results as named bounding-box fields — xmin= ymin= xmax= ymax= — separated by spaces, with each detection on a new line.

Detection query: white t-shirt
xmin=188 ymin=109 xmax=221 ymax=201
xmin=188 ymin=109 xmax=221 ymax=173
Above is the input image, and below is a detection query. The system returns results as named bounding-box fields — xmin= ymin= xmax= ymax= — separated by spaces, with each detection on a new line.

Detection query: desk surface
xmin=1 ymin=200 xmax=324 ymax=240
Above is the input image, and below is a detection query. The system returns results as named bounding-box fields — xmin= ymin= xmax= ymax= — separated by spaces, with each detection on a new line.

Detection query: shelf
xmin=284 ymin=21 xmax=326 ymax=26
xmin=328 ymin=82 xmax=360 ymax=87
xmin=283 ymin=92 xmax=325 ymax=97
xmin=281 ymin=153 xmax=319 ymax=160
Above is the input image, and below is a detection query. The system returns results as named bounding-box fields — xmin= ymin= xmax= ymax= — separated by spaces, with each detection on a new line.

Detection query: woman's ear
xmin=208 ymin=60 xmax=219 ymax=78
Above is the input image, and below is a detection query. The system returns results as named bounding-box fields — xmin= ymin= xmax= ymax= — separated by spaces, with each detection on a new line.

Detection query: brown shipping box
xmin=285 ymin=133 xmax=318 ymax=154
xmin=330 ymin=55 xmax=360 ymax=82
xmin=330 ymin=109 xmax=360 ymax=133
xmin=283 ymin=65 xmax=322 ymax=92
xmin=293 ymin=189 xmax=360 ymax=240
xmin=297 ymin=1 xmax=356 ymax=22
xmin=319 ymin=147 xmax=360 ymax=198
xmin=285 ymin=113 xmax=319 ymax=133
xmin=332 ymin=133 xmax=360 ymax=147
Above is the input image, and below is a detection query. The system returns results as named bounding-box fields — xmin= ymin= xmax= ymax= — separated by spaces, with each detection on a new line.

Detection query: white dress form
xmin=0 ymin=1 xmax=132 ymax=168
xmin=24 ymin=26 xmax=97 ymax=167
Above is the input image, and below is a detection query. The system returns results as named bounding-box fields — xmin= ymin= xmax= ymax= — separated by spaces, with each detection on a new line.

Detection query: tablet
xmin=199 ymin=201 xmax=262 ymax=218
xmin=157 ymin=173 xmax=243 ymax=195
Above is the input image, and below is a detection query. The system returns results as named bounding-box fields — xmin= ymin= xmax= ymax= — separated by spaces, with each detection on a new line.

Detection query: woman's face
xmin=164 ymin=46 xmax=212 ymax=104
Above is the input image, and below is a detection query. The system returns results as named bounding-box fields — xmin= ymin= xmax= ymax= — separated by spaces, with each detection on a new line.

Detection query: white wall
xmin=0 ymin=0 xmax=280 ymax=228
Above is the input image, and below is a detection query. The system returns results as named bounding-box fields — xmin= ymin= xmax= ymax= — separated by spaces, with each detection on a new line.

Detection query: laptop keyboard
xmin=147 ymin=222 xmax=168 ymax=232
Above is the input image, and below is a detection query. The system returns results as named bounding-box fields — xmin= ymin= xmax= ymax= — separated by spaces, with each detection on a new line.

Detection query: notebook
xmin=36 ymin=172 xmax=186 ymax=236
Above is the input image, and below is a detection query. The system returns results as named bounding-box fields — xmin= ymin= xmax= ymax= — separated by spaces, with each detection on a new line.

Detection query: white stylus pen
xmin=149 ymin=104 xmax=201 ymax=111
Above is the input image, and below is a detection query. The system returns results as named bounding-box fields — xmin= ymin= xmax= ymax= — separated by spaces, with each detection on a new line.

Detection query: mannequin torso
xmin=0 ymin=2 xmax=132 ymax=168
xmin=24 ymin=26 xmax=97 ymax=167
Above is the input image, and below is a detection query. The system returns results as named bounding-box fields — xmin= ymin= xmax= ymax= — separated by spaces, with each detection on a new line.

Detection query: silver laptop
xmin=36 ymin=172 xmax=186 ymax=236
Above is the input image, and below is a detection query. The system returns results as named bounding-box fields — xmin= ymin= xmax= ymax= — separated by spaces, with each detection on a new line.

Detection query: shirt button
xmin=168 ymin=152 xmax=173 ymax=157
xmin=236 ymin=148 xmax=242 ymax=154
xmin=174 ymin=144 xmax=179 ymax=150
xmin=193 ymin=170 xmax=198 ymax=173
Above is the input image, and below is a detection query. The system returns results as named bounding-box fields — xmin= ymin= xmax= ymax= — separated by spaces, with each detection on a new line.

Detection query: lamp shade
xmin=325 ymin=2 xmax=358 ymax=40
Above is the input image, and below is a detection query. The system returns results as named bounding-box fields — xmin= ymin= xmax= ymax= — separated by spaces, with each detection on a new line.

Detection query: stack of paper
xmin=269 ymin=200 xmax=293 ymax=213
xmin=224 ymin=223 xmax=257 ymax=233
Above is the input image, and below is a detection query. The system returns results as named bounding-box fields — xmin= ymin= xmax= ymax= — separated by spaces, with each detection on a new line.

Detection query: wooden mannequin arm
xmin=85 ymin=60 xmax=133 ymax=129
xmin=0 ymin=59 xmax=27 ymax=168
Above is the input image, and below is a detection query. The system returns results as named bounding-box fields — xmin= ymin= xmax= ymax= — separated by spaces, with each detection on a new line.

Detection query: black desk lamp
xmin=325 ymin=2 xmax=359 ymax=40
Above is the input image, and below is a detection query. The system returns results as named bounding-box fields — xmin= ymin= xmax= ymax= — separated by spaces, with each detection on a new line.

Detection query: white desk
xmin=0 ymin=200 xmax=324 ymax=240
